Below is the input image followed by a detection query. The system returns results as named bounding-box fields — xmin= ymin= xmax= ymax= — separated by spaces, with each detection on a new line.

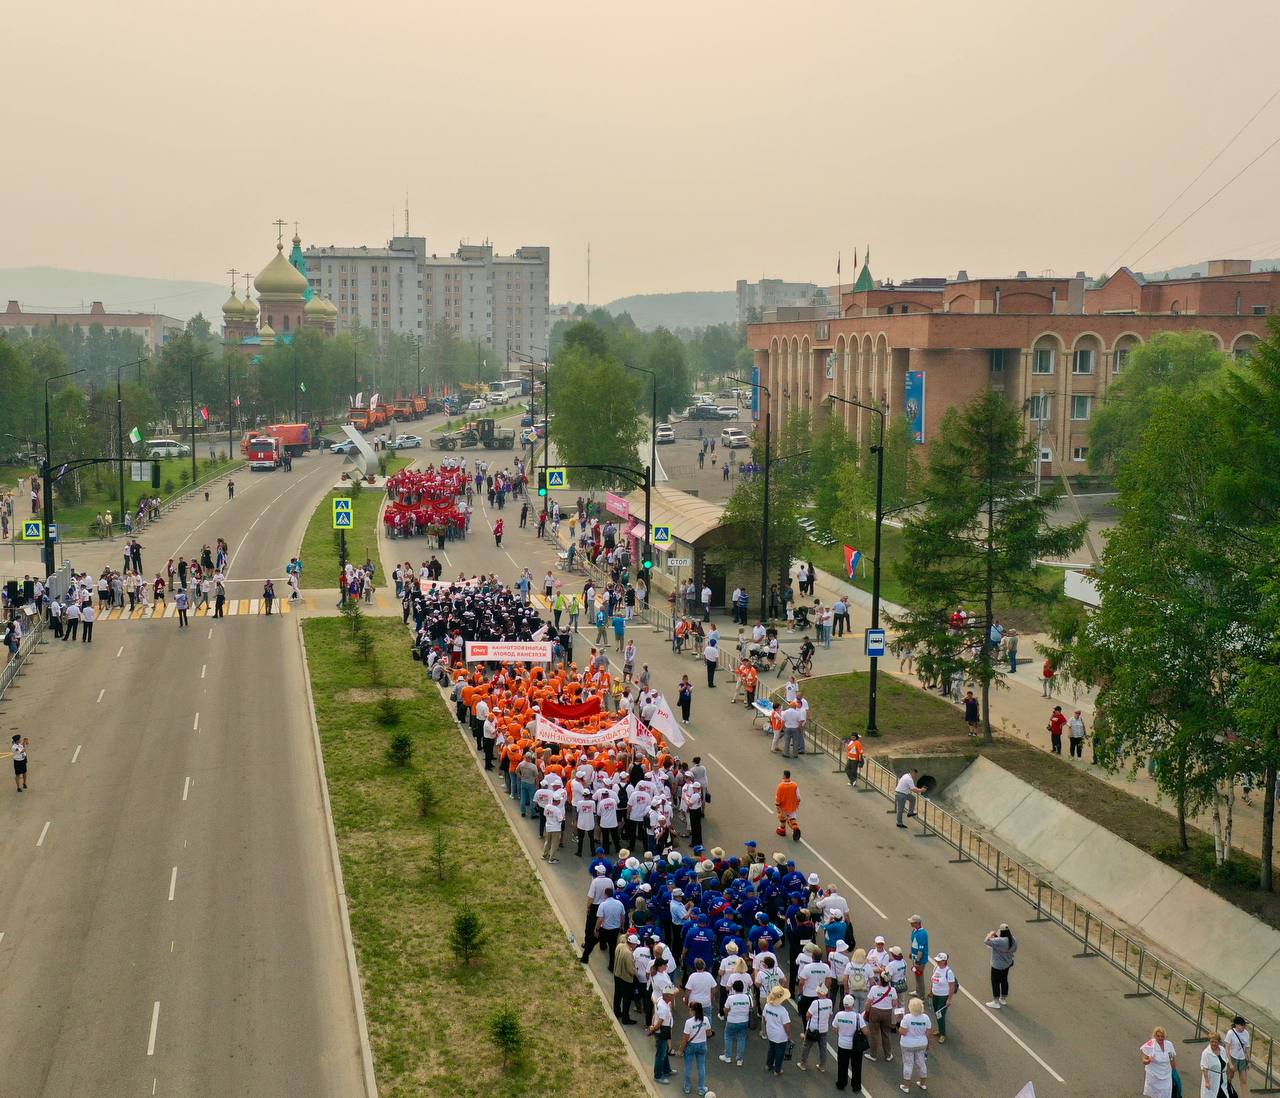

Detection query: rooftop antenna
xmin=272 ymin=218 xmax=286 ymax=246
xmin=405 ymin=192 xmax=410 ymax=237
xmin=587 ymin=241 xmax=591 ymax=308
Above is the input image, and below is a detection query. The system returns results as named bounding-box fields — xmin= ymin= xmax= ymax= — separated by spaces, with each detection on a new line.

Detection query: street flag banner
xmin=540 ymin=696 xmax=603 ymax=722
xmin=844 ymin=545 xmax=863 ymax=579
xmin=464 ymin=640 xmax=553 ymax=663
xmin=233 ymin=395 xmax=241 ymax=407
xmin=199 ymin=405 xmax=209 ymax=422
xmin=627 ymin=718 xmax=658 ymax=756
xmin=646 ymin=694 xmax=686 ymax=747
xmin=530 ymin=624 xmax=548 ymax=641
xmin=299 ymin=381 xmax=307 ymax=393
xmin=128 ymin=427 xmax=143 ymax=445
xmin=371 ymin=391 xmax=381 ymax=408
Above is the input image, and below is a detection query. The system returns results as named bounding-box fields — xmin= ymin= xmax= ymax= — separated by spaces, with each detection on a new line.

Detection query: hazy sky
xmin=4 ymin=0 xmax=1280 ymax=304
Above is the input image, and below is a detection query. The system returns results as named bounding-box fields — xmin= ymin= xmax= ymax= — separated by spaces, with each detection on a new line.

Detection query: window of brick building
xmin=989 ymin=349 xmax=1006 ymax=373
xmin=1072 ymin=349 xmax=1094 ymax=374
xmin=1028 ymin=394 xmax=1052 ymax=421
xmin=1033 ymin=349 xmax=1055 ymax=374
xmin=1071 ymin=395 xmax=1092 ymax=420
xmin=1073 ymin=446 xmax=1089 ymax=462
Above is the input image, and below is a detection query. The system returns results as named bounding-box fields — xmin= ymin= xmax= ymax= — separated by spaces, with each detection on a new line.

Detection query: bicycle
xmin=776 ymin=651 xmax=813 ymax=679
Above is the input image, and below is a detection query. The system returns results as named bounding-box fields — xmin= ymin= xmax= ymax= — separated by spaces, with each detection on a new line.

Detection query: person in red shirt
xmin=493 ymin=518 xmax=504 ymax=548
xmin=1048 ymin=705 xmax=1067 ymax=755
xmin=775 ymin=770 xmax=802 ymax=841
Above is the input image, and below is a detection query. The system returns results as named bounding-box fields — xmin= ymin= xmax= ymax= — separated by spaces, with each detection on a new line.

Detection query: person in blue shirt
xmin=909 ymin=914 xmax=930 ymax=1000
xmin=682 ymin=915 xmax=716 ymax=974
xmin=824 ymin=912 xmax=852 ymax=953
xmin=668 ymin=892 xmax=690 ymax=947
xmin=588 ymin=847 xmax=613 ymax=879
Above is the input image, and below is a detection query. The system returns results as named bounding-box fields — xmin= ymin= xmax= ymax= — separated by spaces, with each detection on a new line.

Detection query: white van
xmin=146 ymin=438 xmax=191 ymax=459
xmin=720 ymin=427 xmax=749 ymax=449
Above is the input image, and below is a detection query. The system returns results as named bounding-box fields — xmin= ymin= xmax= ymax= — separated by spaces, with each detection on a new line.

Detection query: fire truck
xmin=246 ymin=436 xmax=283 ymax=471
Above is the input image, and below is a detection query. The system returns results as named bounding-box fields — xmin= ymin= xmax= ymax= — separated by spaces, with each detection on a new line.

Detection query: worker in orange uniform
xmin=738 ymin=659 xmax=759 ymax=708
xmin=775 ymin=769 xmax=802 ymax=841
xmin=844 ymin=732 xmax=864 ymax=787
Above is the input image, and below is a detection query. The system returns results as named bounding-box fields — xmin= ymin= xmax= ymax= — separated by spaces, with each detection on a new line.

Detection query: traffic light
xmin=641 ymin=546 xmax=653 ymax=571
xmin=537 ymin=470 xmax=548 ymax=497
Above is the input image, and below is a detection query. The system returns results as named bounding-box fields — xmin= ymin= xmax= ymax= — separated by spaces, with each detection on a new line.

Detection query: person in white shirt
xmin=898 ymin=996 xmax=933 ymax=1089
xmin=1200 ymin=1032 xmax=1231 ymax=1098
xmin=678 ymin=1000 xmax=712 ymax=1094
xmin=718 ymin=974 xmax=752 ymax=1066
xmin=799 ymin=983 xmax=833 ymax=1073
xmin=1225 ymin=1016 xmax=1251 ymax=1092
xmin=1140 ymin=1026 xmax=1178 ymax=1098
xmin=684 ymin=957 xmax=717 ymax=1013
xmin=929 ymin=953 xmax=957 ymax=1042
xmin=832 ymin=994 xmax=867 ymax=1091
xmin=864 ymin=971 xmax=899 ymax=1062
xmin=646 ymin=985 xmax=676 ymax=1085
xmin=867 ymin=935 xmax=890 ymax=971
xmin=541 ymin=796 xmax=564 ymax=863
xmin=895 ymin=769 xmax=925 ymax=826
xmin=762 ymin=985 xmax=792 ymax=1076
xmin=796 ymin=949 xmax=832 ymax=1018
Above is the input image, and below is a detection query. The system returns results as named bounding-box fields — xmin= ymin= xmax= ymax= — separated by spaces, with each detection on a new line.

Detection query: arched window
xmin=282 ymin=314 xmax=290 ymax=332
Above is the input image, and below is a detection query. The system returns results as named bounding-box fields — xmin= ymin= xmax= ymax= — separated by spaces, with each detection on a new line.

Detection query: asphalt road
xmin=0 ymin=449 xmax=366 ymax=1097
xmin=423 ymin=491 xmax=1186 ymax=1098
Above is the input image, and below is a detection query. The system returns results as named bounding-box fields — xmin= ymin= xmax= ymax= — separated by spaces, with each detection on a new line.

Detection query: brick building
xmin=748 ymin=259 xmax=1277 ymax=473
xmin=0 ymin=300 xmax=184 ymax=352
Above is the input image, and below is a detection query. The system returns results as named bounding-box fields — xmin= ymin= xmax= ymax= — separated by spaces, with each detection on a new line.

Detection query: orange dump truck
xmin=263 ymin=422 xmax=311 ymax=456
xmin=389 ymin=399 xmax=416 ymax=422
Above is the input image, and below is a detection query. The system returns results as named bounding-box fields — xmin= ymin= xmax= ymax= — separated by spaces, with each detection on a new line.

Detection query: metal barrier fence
xmin=765 ymin=683 xmax=1280 ymax=1090
xmin=0 ymin=564 xmax=67 ymax=703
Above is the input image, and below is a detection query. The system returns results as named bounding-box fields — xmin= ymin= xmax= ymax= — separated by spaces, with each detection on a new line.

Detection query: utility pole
xmin=44 ymin=369 xmax=84 ymax=576
xmin=188 ymin=351 xmax=198 ymax=484
xmin=1034 ymin=386 xmax=1046 ymax=497
xmin=729 ymin=374 xmax=771 ymax=617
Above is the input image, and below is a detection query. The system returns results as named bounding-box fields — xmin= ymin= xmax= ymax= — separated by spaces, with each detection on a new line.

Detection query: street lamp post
xmin=624 ymin=363 xmax=657 ymax=571
xmin=187 ymin=356 xmax=199 ymax=484
xmin=728 ymin=374 xmax=771 ymax=619
xmin=824 ymin=392 xmax=885 ymax=736
xmin=44 ymin=369 xmax=85 ymax=576
xmin=116 ymin=357 xmax=145 ymax=528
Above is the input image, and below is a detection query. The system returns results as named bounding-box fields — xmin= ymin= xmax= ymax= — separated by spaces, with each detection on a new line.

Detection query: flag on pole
xmin=854 ymin=248 xmax=858 ymax=269
xmin=199 ymin=405 xmax=209 ymax=422
xmin=647 ymin=694 xmax=686 ymax=747
xmin=837 ymin=252 xmax=841 ymax=276
xmin=128 ymin=427 xmax=143 ymax=445
xmin=299 ymin=381 xmax=307 ymax=393
xmin=232 ymin=395 xmax=240 ymax=407
xmin=844 ymin=545 xmax=863 ymax=579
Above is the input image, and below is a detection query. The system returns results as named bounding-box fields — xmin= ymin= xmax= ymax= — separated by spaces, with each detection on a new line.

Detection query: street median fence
xmin=766 ymin=683 xmax=1280 ymax=1091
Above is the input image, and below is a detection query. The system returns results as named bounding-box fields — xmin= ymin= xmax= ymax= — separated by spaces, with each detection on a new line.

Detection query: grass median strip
xmin=304 ymin=614 xmax=645 ymax=1097
xmin=298 ymin=456 xmax=410 ymax=578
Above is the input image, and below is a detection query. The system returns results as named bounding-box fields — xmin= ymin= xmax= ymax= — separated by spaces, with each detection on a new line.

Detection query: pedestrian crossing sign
xmin=546 ymin=467 xmax=567 ymax=489
xmin=652 ymin=525 xmax=671 ymax=545
xmin=332 ymin=497 xmax=353 ymax=529
xmin=21 ymin=520 xmax=43 ymax=541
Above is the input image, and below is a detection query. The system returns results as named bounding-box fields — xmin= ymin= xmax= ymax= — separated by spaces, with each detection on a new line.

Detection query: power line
xmin=1129 ymin=128 xmax=1280 ymax=270
xmin=1101 ymin=83 xmax=1280 ymax=275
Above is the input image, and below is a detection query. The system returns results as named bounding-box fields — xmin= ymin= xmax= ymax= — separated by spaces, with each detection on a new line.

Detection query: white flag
xmin=1013 ymin=1084 xmax=1036 ymax=1098
xmin=647 ymin=693 xmax=685 ymax=747
xmin=371 ymin=391 xmax=381 ymax=409
xmin=531 ymin=624 xmax=548 ymax=641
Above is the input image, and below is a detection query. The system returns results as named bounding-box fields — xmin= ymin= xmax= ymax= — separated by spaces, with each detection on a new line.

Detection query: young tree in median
xmin=893 ymin=390 xmax=1085 ymax=741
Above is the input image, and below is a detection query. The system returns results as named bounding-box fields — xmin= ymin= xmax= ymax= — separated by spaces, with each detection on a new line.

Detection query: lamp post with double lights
xmin=624 ymin=362 xmax=658 ymax=573
xmin=44 ymin=369 xmax=85 ymax=575
xmin=727 ymin=374 xmax=771 ymax=617
xmin=823 ymin=392 xmax=885 ymax=736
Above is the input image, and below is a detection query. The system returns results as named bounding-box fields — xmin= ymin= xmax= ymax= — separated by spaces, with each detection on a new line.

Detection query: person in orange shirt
xmin=738 ymin=661 xmax=759 ymax=708
xmin=775 ymin=769 xmax=802 ymax=841
xmin=844 ymin=732 xmax=864 ymax=787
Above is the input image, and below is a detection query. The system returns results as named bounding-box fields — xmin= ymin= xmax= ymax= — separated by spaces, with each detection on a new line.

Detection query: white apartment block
xmin=304 ymin=236 xmax=550 ymax=356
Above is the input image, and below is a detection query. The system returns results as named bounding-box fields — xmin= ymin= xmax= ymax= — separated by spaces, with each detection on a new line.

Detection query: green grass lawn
xmin=304 ymin=616 xmax=645 ymax=1097
xmin=808 ymin=525 xmax=1064 ymax=632
xmin=297 ymin=456 xmax=410 ymax=579
xmin=799 ymin=671 xmax=1280 ymax=928
xmin=2 ymin=456 xmax=241 ymax=541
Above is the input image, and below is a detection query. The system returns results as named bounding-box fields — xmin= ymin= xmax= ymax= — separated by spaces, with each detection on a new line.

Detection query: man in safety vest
xmin=775 ymin=769 xmax=802 ymax=841
xmin=844 ymin=732 xmax=864 ymax=787
xmin=738 ymin=660 xmax=758 ymax=708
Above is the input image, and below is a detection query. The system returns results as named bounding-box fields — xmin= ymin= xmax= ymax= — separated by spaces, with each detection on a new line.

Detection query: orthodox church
xmin=222 ymin=226 xmax=337 ymax=357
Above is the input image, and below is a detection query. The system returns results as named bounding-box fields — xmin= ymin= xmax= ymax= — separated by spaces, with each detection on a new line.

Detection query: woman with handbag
xmin=1140 ymin=1026 xmax=1179 ymax=1098
xmin=1199 ymin=1032 xmax=1230 ymax=1098
xmin=832 ymin=994 xmax=868 ymax=1092
xmin=679 ymin=1000 xmax=713 ymax=1095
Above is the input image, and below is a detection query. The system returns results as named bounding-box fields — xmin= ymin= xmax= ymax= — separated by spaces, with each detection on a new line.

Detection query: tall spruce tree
xmin=893 ymin=390 xmax=1085 ymax=740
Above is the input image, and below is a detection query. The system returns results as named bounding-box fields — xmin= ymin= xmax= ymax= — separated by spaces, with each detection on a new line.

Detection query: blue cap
xmin=595 ymin=847 xmax=605 ymax=855
xmin=693 ymin=845 xmax=705 ymax=853
xmin=744 ymin=840 xmax=757 ymax=848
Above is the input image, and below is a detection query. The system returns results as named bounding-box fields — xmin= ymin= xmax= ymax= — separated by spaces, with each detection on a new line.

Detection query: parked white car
xmin=146 ymin=438 xmax=191 ymax=459
xmin=655 ymin=424 xmax=676 ymax=444
xmin=720 ymin=427 xmax=749 ymax=448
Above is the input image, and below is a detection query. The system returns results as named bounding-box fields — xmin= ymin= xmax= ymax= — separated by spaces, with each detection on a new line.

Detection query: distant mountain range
xmin=603 ymin=291 xmax=736 ymax=331
xmin=0 ymin=267 xmax=226 ymax=325
xmin=1144 ymin=258 xmax=1280 ymax=280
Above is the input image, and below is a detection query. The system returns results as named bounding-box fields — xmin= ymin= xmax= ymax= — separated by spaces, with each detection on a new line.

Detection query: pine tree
xmin=893 ymin=390 xmax=1085 ymax=741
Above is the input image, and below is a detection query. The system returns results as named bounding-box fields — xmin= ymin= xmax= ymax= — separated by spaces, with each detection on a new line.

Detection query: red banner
xmin=540 ymin=696 xmax=603 ymax=722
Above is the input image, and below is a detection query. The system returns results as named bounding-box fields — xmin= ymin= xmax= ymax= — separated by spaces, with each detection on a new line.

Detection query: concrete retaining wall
xmin=874 ymin=753 xmax=975 ymax=796
xmin=943 ymin=756 xmax=1280 ymax=1023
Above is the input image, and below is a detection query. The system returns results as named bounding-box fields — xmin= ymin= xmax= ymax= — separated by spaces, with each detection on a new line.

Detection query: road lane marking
xmin=958 ymin=985 xmax=1065 ymax=1081
xmin=116 ymin=645 xmax=124 ymax=657
xmin=192 ymin=712 xmax=199 ymax=732
xmin=168 ymin=866 xmax=177 ymax=902
xmin=201 ymin=664 xmax=206 ymax=679
xmin=705 ymin=752 xmax=887 ymax=921
xmin=71 ymin=745 xmax=82 ymax=764
xmin=0 ymin=932 xmax=5 ymax=946
xmin=182 ymin=776 xmax=190 ymax=801
xmin=146 ymin=1001 xmax=160 ymax=1055
xmin=36 ymin=821 xmax=50 ymax=847
xmin=207 ymin=627 xmax=213 ymax=639
xmin=96 ymin=688 xmax=105 ymax=703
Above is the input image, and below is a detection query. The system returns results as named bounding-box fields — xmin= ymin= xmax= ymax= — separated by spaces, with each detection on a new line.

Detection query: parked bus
xmin=487 ymin=378 xmax=524 ymax=404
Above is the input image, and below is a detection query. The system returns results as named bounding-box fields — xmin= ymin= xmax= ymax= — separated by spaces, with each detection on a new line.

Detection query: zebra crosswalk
xmin=87 ymin=598 xmax=297 ymax=623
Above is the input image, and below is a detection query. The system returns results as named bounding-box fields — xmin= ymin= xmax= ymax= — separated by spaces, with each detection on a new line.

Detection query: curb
xmin=297 ymin=623 xmax=380 ymax=1098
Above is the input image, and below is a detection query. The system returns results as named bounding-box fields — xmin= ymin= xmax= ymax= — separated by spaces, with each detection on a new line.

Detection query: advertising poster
xmin=904 ymin=370 xmax=926 ymax=444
